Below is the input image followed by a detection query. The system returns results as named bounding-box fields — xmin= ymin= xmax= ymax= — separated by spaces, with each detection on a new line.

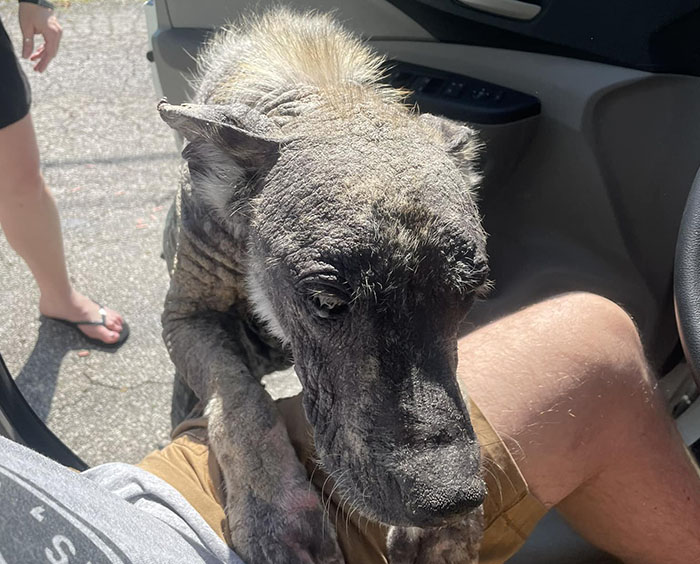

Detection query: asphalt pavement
xmin=1 ymin=0 xmax=196 ymax=465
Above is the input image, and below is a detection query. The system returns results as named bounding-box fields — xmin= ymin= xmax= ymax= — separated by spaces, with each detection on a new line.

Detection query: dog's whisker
xmin=480 ymin=463 xmax=503 ymax=508
xmin=308 ymin=460 xmax=323 ymax=496
xmin=319 ymin=470 xmax=338 ymax=541
xmin=333 ymin=480 xmax=345 ymax=531
xmin=491 ymin=430 xmax=525 ymax=459
xmin=481 ymin=455 xmax=518 ymax=500
xmin=344 ymin=498 xmax=355 ymax=538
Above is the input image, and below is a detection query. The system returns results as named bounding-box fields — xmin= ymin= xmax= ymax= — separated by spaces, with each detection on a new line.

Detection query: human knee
xmin=547 ymin=292 xmax=650 ymax=391
xmin=553 ymin=296 xmax=667 ymax=478
xmin=460 ymin=292 xmax=651 ymax=409
xmin=510 ymin=294 xmax=655 ymax=501
xmin=0 ymin=113 xmax=44 ymax=203
xmin=523 ymin=292 xmax=656 ymax=452
xmin=0 ymin=162 xmax=45 ymax=205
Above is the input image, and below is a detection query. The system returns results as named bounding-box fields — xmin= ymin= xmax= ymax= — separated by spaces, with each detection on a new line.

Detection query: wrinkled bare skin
xmin=160 ymin=9 xmax=489 ymax=564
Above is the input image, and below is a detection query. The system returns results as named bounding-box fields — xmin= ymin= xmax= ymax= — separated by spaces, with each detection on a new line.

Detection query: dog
xmin=159 ymin=9 xmax=489 ymax=563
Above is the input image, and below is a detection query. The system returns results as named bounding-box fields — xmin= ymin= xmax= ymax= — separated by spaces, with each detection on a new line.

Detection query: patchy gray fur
xmin=387 ymin=509 xmax=485 ymax=564
xmin=160 ymin=9 xmax=488 ymax=564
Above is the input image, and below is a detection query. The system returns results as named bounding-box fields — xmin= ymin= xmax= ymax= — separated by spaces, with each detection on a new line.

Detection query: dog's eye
xmin=308 ymin=291 xmax=348 ymax=319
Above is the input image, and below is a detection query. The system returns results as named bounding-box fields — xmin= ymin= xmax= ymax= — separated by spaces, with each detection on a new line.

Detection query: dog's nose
xmin=395 ymin=441 xmax=485 ymax=527
xmin=405 ymin=474 xmax=485 ymax=526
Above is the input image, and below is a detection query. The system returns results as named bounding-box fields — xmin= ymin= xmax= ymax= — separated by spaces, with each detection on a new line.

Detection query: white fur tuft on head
xmin=193 ymin=8 xmax=405 ymax=110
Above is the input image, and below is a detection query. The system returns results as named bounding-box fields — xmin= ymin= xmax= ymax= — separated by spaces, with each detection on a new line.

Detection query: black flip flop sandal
xmin=46 ymin=303 xmax=130 ymax=348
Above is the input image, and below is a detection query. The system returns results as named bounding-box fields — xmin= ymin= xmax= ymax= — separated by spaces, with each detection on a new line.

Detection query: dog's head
xmin=160 ymin=100 xmax=488 ymax=527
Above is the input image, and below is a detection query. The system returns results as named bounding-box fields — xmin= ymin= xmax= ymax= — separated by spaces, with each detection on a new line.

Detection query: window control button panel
xmin=383 ymin=60 xmax=540 ymax=124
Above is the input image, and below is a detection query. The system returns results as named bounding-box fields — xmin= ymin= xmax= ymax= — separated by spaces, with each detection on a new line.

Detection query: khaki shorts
xmin=138 ymin=394 xmax=546 ymax=564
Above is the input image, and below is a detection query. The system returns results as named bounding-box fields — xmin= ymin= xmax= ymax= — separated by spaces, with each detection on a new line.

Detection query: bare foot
xmin=39 ymin=290 xmax=126 ymax=345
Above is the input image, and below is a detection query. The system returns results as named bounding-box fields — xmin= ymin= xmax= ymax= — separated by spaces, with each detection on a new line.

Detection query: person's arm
xmin=17 ymin=0 xmax=61 ymax=73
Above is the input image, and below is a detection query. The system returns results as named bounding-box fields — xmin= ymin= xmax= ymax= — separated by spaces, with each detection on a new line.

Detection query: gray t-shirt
xmin=0 ymin=437 xmax=243 ymax=563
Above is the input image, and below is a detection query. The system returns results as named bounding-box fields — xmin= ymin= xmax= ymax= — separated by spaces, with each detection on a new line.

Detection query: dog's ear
xmin=158 ymin=99 xmax=280 ymax=172
xmin=157 ymin=100 xmax=281 ymax=222
xmin=419 ymin=114 xmax=482 ymax=188
xmin=419 ymin=113 xmax=480 ymax=160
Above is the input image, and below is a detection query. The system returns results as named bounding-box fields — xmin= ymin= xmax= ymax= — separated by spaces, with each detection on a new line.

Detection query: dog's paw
xmin=387 ymin=507 xmax=484 ymax=564
xmin=228 ymin=487 xmax=345 ymax=564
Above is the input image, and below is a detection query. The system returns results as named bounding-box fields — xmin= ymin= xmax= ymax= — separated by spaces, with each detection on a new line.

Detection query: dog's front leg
xmin=387 ymin=508 xmax=484 ymax=564
xmin=163 ymin=309 xmax=344 ymax=564
xmin=207 ymin=376 xmax=344 ymax=564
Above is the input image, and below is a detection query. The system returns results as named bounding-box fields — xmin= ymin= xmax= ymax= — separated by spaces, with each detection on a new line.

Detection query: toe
xmin=100 ymin=327 xmax=121 ymax=344
xmin=87 ymin=305 xmax=126 ymax=344
xmin=80 ymin=324 xmax=120 ymax=344
xmin=103 ymin=306 xmax=124 ymax=330
xmin=105 ymin=316 xmax=122 ymax=332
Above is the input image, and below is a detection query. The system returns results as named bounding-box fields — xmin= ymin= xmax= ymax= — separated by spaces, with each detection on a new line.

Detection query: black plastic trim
xmin=0 ymin=352 xmax=88 ymax=471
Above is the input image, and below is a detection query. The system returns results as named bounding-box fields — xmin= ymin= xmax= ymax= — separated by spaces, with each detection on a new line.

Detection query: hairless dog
xmin=159 ymin=9 xmax=489 ymax=563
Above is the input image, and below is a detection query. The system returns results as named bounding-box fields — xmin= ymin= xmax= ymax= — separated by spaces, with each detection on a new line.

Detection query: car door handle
xmin=455 ymin=0 xmax=541 ymax=20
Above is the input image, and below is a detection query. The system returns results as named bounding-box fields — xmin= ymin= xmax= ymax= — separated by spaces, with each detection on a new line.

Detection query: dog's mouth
xmin=314 ymin=418 xmax=485 ymax=528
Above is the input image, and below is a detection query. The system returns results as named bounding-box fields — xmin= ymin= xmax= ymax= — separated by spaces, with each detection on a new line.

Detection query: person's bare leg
xmin=0 ymin=114 xmax=124 ymax=344
xmin=458 ymin=292 xmax=700 ymax=564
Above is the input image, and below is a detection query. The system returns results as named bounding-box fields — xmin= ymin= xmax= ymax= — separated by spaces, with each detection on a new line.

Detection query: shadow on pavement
xmin=13 ymin=318 xmax=121 ymax=421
